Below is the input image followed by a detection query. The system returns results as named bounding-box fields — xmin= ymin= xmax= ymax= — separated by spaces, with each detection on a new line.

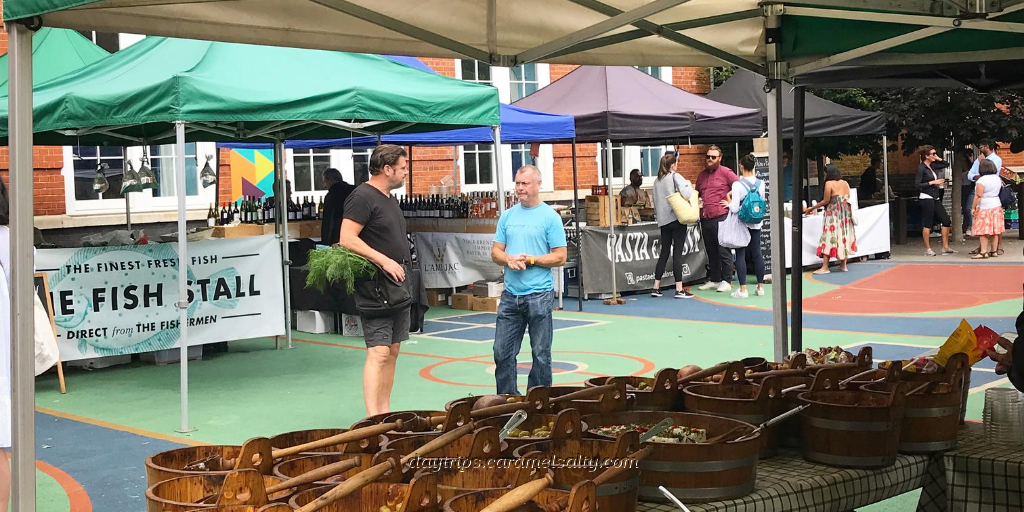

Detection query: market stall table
xmin=917 ymin=421 xmax=1023 ymax=512
xmin=638 ymin=446 xmax=931 ymax=512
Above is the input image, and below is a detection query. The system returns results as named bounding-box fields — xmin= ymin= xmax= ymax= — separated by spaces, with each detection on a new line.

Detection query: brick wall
xmin=552 ymin=142 xmax=598 ymax=190
xmin=673 ymin=67 xmax=710 ymax=95
xmin=217 ymin=147 xmax=233 ymax=204
xmin=0 ymin=8 xmax=68 ymax=216
xmin=407 ymin=145 xmax=458 ymax=194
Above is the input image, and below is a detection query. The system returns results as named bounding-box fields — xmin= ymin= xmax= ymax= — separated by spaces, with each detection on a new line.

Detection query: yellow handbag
xmin=666 ymin=175 xmax=699 ymax=224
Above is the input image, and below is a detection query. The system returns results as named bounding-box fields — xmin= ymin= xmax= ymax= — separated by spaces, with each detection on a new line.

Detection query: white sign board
xmin=414 ymin=232 xmax=502 ymax=288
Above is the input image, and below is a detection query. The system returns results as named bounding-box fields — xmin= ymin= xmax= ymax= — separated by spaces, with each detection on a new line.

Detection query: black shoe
xmin=675 ymin=291 xmax=694 ymax=299
xmin=651 ymin=290 xmax=663 ymax=297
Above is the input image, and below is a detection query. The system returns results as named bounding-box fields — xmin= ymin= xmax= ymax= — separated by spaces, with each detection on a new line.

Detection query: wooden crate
xmin=585 ymin=195 xmax=625 ymax=227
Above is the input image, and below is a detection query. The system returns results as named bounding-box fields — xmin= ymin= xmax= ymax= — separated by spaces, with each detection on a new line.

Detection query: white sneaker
xmin=697 ymin=281 xmax=718 ymax=291
xmin=716 ymin=281 xmax=732 ymax=293
xmin=731 ymin=289 xmax=748 ymax=299
xmin=754 ymin=287 xmax=765 ymax=296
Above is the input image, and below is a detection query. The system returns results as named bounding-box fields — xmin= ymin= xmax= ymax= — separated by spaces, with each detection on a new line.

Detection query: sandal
xmin=969 ymin=247 xmax=982 ymax=255
xmin=812 ymin=269 xmax=831 ymax=275
xmin=971 ymin=253 xmax=989 ymax=260
xmin=989 ymin=251 xmax=998 ymax=258
xmin=997 ymin=249 xmax=1004 ymax=256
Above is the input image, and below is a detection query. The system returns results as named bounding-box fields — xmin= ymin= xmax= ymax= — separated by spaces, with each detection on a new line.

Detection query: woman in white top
xmin=971 ymin=159 xmax=1005 ymax=259
xmin=722 ymin=154 xmax=766 ymax=298
xmin=650 ymin=153 xmax=695 ymax=299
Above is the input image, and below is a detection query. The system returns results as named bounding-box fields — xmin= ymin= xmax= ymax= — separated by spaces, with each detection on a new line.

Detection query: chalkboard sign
xmin=754 ymin=156 xmax=772 ymax=274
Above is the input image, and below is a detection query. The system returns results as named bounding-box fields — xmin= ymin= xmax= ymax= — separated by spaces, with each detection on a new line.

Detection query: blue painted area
xmin=35 ymin=411 xmax=187 ymax=512
xmin=578 ymin=293 xmax=1016 ymax=338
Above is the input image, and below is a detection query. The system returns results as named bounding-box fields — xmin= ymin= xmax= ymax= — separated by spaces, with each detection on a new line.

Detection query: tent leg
xmin=8 ymin=21 xmax=36 ymax=512
xmin=275 ymin=139 xmax=293 ymax=350
xmin=492 ymin=126 xmax=506 ymax=214
xmin=174 ymin=121 xmax=195 ymax=434
xmin=766 ymin=81 xmax=789 ymax=361
xmin=571 ymin=140 xmax=583 ymax=311
xmin=126 ymin=191 xmax=133 ymax=233
xmin=604 ymin=139 xmax=620 ymax=304
xmin=791 ymin=87 xmax=805 ymax=353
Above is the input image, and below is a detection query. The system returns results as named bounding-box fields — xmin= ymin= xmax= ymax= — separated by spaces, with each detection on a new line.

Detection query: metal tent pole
xmin=8 ymin=21 xmax=36 ymax=511
xmin=882 ymin=136 xmax=890 ymax=204
xmin=275 ymin=139 xmax=293 ymax=350
xmin=766 ymin=81 xmax=789 ymax=362
xmin=791 ymin=87 xmax=805 ymax=353
xmin=126 ymin=191 xmax=133 ymax=232
xmin=571 ymin=140 xmax=583 ymax=311
xmin=604 ymin=139 xmax=620 ymax=303
xmin=174 ymin=121 xmax=195 ymax=434
xmin=492 ymin=126 xmax=507 ymax=213
xmin=408 ymin=145 xmax=414 ymax=194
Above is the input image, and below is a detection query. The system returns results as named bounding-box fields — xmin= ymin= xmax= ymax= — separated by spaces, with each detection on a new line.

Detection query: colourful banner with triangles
xmin=229 ymin=149 xmax=276 ymax=204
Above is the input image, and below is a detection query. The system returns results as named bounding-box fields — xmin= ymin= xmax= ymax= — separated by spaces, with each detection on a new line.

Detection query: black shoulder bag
xmin=353 ymin=263 xmax=413 ymax=318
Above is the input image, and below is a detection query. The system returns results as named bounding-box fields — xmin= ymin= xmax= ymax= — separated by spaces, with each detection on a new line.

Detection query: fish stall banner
xmin=579 ymin=224 xmax=708 ymax=296
xmin=413 ymin=231 xmax=502 ymax=288
xmin=35 ymin=235 xmax=285 ymax=361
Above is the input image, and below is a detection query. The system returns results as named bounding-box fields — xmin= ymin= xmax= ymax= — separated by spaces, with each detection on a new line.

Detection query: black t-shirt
xmin=321 ymin=181 xmax=355 ymax=246
xmin=343 ymin=183 xmax=410 ymax=264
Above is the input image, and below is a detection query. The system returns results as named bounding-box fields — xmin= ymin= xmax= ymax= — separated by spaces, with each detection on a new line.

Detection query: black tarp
xmin=510 ymin=65 xmax=762 ymax=143
xmin=706 ymin=69 xmax=886 ymax=138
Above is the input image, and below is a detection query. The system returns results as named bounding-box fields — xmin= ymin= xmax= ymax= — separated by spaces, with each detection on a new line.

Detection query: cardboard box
xmin=341 ymin=313 xmax=363 ymax=337
xmin=213 ymin=223 xmax=266 ymax=238
xmin=295 ymin=310 xmax=336 ymax=334
xmin=451 ymin=292 xmax=475 ymax=310
xmin=472 ymin=281 xmax=504 ymax=297
xmin=471 ymin=296 xmax=501 ymax=312
xmin=426 ymin=289 xmax=450 ymax=307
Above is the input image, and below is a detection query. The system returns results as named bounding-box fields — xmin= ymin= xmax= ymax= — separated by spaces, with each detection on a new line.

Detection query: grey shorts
xmin=361 ymin=306 xmax=411 ymax=348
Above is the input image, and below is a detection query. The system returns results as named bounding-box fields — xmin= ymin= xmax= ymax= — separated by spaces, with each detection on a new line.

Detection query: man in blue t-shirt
xmin=490 ymin=165 xmax=567 ymax=395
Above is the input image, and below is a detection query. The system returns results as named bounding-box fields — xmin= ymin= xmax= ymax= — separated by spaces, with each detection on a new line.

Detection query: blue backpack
xmin=738 ymin=179 xmax=767 ymax=224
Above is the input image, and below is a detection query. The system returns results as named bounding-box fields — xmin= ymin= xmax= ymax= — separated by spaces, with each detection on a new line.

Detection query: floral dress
xmin=816 ymin=195 xmax=857 ymax=260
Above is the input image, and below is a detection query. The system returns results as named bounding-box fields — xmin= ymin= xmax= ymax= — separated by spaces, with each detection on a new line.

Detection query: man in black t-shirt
xmin=340 ymin=144 xmax=411 ymax=416
xmin=320 ymin=168 xmax=355 ymax=246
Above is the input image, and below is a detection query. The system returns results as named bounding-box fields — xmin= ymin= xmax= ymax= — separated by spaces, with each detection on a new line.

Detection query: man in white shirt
xmin=966 ymin=139 xmax=1003 ymax=253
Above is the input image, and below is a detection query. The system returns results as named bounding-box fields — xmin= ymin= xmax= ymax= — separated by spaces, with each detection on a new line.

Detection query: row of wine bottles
xmin=206 ymin=196 xmax=324 ymax=226
xmin=399 ymin=192 xmax=516 ymax=220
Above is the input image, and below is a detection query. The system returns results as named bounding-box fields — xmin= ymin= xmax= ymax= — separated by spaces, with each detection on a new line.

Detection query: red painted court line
xmin=28 ymin=455 xmax=93 ymax=512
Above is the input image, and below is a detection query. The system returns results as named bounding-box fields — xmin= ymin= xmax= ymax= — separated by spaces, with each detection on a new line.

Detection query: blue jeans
xmin=493 ymin=290 xmax=554 ymax=395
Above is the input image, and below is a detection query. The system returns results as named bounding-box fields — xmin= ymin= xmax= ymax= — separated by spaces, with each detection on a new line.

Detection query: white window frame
xmin=509 ymin=63 xmax=540 ymax=103
xmin=62 ymin=142 xmax=218 ymax=215
xmin=456 ymin=61 xmax=554 ymax=193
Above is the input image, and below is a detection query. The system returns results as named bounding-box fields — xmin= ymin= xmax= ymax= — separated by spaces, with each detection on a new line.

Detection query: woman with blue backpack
xmin=722 ymin=154 xmax=767 ymax=299
xmin=803 ymin=164 xmax=857 ymax=274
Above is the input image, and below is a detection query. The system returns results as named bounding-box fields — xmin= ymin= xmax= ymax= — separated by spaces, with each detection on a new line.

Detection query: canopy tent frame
xmin=10 ymin=0 xmax=1024 ymax=507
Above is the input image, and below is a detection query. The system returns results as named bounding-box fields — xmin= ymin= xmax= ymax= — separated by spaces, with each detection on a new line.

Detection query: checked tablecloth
xmin=637 ymin=447 xmax=931 ymax=512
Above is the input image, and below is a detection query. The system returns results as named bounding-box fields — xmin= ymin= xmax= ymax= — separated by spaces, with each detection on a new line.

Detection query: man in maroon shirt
xmin=694 ymin=145 xmax=739 ymax=293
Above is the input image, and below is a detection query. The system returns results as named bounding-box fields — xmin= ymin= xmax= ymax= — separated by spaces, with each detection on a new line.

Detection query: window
xmin=509 ymin=64 xmax=539 ymax=102
xmin=511 ymin=144 xmax=537 ymax=174
xmin=461 ymin=60 xmax=491 ymax=84
xmin=640 ymin=147 xmax=663 ymax=177
xmin=352 ymin=149 xmax=371 ymax=185
xmin=73 ymin=146 xmax=126 ymax=200
xmin=76 ymin=31 xmax=120 ymax=53
xmin=636 ymin=66 xmax=662 ymax=80
xmin=149 ymin=143 xmax=199 ymax=197
xmin=292 ymin=148 xmax=333 ymax=192
xmin=599 ymin=143 xmax=625 ymax=180
xmin=463 ymin=144 xmax=493 ymax=185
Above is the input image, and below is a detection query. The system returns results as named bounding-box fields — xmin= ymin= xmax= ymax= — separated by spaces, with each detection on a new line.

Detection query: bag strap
xmin=739 ymin=179 xmax=755 ymax=193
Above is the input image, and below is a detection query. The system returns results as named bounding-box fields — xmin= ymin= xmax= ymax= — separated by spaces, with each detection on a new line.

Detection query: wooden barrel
xmin=442 ymin=487 xmax=570 ymax=512
xmin=413 ymin=465 xmax=552 ymax=504
xmin=145 ymin=472 xmax=293 ymax=512
xmin=585 ymin=368 xmax=679 ymax=411
xmin=798 ymin=369 xmax=906 ymax=468
xmin=475 ymin=408 xmax=584 ymax=456
xmin=146 ymin=446 xmax=243 ymax=487
xmin=582 ymin=411 xmax=760 ymax=503
xmin=352 ymin=410 xmax=451 ymax=443
xmin=184 ymin=506 xmax=290 ymax=512
xmin=445 ymin=386 xmax=549 ymax=413
xmin=269 ymin=427 xmax=379 ymax=455
xmin=883 ymin=353 xmax=971 ymax=425
xmin=863 ymin=367 xmax=966 ymax=453
xmin=511 ymin=432 xmax=641 ymax=512
xmin=548 ymin=379 xmax=628 ymax=415
xmin=805 ymin=346 xmax=874 ymax=380
xmin=741 ymin=357 xmax=769 ymax=373
xmin=381 ymin=426 xmax=503 ymax=482
xmin=682 ymin=370 xmax=781 ymax=458
xmin=288 ymin=474 xmax=439 ymax=512
xmin=271 ymin=453 xmax=373 ymax=492
xmin=773 ymin=373 xmax=813 ymax=449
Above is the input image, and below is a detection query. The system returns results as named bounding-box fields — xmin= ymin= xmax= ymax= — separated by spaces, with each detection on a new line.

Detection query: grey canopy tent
xmin=9 ymin=1 xmax=1024 ymax=505
xmin=512 ymin=65 xmax=762 ymax=305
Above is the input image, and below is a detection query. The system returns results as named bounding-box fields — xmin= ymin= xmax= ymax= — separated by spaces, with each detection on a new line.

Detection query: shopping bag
xmin=718 ymin=212 xmax=751 ymax=249
xmin=666 ymin=175 xmax=699 ymax=224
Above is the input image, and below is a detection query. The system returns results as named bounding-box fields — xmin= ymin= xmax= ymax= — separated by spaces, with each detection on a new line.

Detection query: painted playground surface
xmin=22 ymin=261 xmax=1022 ymax=511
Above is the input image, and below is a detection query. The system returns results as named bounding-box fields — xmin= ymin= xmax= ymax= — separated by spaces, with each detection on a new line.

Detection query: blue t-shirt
xmin=967 ymin=153 xmax=1003 ymax=182
xmin=493 ymin=202 xmax=567 ymax=296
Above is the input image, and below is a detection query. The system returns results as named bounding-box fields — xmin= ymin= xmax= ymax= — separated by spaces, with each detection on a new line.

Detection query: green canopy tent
xmin=0 ymin=34 xmax=499 ymax=460
xmin=0 ymin=26 xmax=109 ymax=95
xmin=6 ymin=2 xmax=1024 ymax=507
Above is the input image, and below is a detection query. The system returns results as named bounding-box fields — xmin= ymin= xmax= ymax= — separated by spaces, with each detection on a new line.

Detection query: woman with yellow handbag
xmin=651 ymin=153 xmax=697 ymax=299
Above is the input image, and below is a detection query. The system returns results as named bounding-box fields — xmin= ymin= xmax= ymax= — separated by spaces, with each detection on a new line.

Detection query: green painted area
xmin=36 ymin=469 xmax=70 ymax=512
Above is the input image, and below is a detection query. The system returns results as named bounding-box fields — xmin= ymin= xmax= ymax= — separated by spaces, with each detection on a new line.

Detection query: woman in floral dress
xmin=803 ymin=164 xmax=857 ymax=274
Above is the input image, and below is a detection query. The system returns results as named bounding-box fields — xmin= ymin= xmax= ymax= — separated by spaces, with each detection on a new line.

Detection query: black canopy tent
xmin=512 ymin=65 xmax=762 ymax=307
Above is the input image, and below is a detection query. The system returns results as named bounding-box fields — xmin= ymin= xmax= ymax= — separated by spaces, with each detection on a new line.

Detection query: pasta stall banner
xmin=35 ymin=235 xmax=284 ymax=361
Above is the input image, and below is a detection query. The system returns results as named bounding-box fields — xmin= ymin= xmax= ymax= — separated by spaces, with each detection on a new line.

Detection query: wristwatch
xmin=529 ymin=257 xmax=536 ymax=266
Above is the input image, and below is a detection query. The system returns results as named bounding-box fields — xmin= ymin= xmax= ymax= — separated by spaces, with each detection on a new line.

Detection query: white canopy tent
xmin=9 ymin=0 xmax=1024 ymax=508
